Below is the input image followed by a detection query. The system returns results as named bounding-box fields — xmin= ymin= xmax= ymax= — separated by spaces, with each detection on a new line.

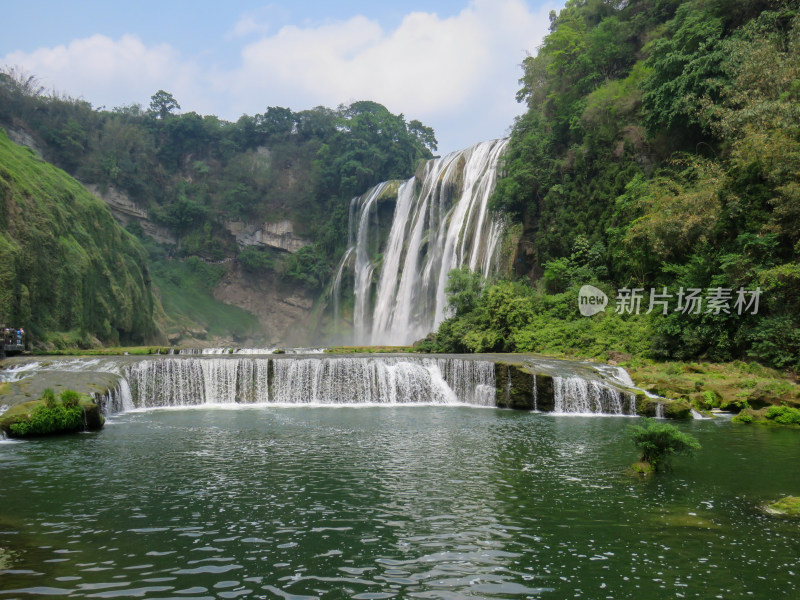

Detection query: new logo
xmin=578 ymin=285 xmax=608 ymax=317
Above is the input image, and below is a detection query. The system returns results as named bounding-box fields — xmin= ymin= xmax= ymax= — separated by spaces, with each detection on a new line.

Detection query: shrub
xmin=765 ymin=405 xmax=800 ymax=426
xmin=8 ymin=389 xmax=85 ymax=436
xmin=41 ymin=388 xmax=56 ymax=408
xmin=60 ymin=389 xmax=81 ymax=408
xmin=630 ymin=418 xmax=701 ymax=471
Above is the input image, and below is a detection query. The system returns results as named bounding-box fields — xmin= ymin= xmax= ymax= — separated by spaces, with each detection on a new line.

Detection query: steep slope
xmin=428 ymin=0 xmax=800 ymax=370
xmin=0 ymin=128 xmax=159 ymax=347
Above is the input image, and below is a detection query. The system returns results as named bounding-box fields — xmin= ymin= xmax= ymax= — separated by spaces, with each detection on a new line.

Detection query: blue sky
xmin=1 ymin=1 xmax=561 ymax=153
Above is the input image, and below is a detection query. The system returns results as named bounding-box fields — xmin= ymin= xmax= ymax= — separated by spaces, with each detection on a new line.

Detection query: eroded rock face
xmin=6 ymin=127 xmax=43 ymax=157
xmin=213 ymin=265 xmax=314 ymax=346
xmin=84 ymin=183 xmax=177 ymax=245
xmin=225 ymin=219 xmax=310 ymax=254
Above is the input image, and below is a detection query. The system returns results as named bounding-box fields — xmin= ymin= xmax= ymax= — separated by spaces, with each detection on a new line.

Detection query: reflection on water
xmin=0 ymin=407 xmax=798 ymax=599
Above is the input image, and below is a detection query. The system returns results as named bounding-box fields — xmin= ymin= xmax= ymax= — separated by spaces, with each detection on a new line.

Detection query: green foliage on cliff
xmin=484 ymin=0 xmax=800 ymax=369
xmin=0 ymin=76 xmax=435 ymax=269
xmin=142 ymin=241 xmax=259 ymax=340
xmin=0 ymin=71 xmax=436 ymax=344
xmin=0 ymin=128 xmax=157 ymax=345
xmin=420 ymin=269 xmax=650 ymax=358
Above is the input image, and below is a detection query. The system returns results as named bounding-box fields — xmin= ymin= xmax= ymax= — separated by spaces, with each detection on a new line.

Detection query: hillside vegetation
xmin=0 ymin=72 xmax=436 ymax=344
xmin=0 ymin=128 xmax=158 ymax=346
xmin=424 ymin=0 xmax=800 ymax=372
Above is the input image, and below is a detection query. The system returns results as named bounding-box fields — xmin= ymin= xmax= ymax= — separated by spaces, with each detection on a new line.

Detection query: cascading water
xmin=93 ymin=379 xmax=135 ymax=414
xmin=339 ymin=138 xmax=509 ymax=345
xmin=112 ymin=357 xmax=495 ymax=412
xmin=552 ymin=376 xmax=636 ymax=415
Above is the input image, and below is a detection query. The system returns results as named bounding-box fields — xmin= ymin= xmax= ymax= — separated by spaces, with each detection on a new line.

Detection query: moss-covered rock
xmin=763 ymin=496 xmax=800 ymax=517
xmin=663 ymin=399 xmax=692 ymax=420
xmin=732 ymin=405 xmax=800 ymax=428
xmin=0 ymin=391 xmax=104 ymax=437
xmin=0 ymin=128 xmax=159 ymax=345
xmin=495 ymin=362 xmax=538 ymax=410
xmin=636 ymin=396 xmax=692 ymax=419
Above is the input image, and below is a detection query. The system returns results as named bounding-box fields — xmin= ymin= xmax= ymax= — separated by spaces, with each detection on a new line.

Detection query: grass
xmin=0 ymin=128 xmax=157 ymax=345
xmin=147 ymin=251 xmax=260 ymax=339
xmin=625 ymin=360 xmax=800 ymax=412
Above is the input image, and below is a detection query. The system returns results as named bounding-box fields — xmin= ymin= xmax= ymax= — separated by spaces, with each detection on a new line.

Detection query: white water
xmin=93 ymin=379 xmax=135 ymax=414
xmin=176 ymin=347 xmax=324 ymax=355
xmin=552 ymin=376 xmax=635 ymax=415
xmin=340 ymin=138 xmax=509 ymax=345
xmin=111 ymin=357 xmax=496 ymax=412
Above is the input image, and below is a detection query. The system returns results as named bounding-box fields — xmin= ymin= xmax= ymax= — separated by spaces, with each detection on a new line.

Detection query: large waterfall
xmin=97 ymin=356 xmax=496 ymax=412
xmin=337 ymin=138 xmax=509 ymax=345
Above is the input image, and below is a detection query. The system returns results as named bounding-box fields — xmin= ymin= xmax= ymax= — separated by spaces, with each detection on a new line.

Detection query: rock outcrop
xmin=213 ymin=265 xmax=314 ymax=345
xmin=225 ymin=219 xmax=310 ymax=254
xmin=84 ymin=184 xmax=177 ymax=245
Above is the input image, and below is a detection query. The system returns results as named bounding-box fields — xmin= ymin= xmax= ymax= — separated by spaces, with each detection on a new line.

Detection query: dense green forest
xmin=424 ymin=0 xmax=800 ymax=370
xmin=0 ymin=76 xmax=435 ymax=281
xmin=0 ymin=71 xmax=436 ymax=344
xmin=0 ymin=128 xmax=157 ymax=346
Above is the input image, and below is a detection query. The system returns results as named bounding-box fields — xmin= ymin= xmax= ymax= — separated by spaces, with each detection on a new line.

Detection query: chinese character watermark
xmin=578 ymin=286 xmax=762 ymax=317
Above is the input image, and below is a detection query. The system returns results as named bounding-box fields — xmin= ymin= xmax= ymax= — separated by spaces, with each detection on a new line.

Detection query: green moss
xmin=146 ymin=249 xmax=259 ymax=339
xmin=630 ymin=461 xmax=655 ymax=475
xmin=763 ymin=496 xmax=800 ymax=517
xmin=628 ymin=361 xmax=800 ymax=412
xmin=0 ymin=128 xmax=158 ymax=345
xmin=494 ymin=363 xmax=538 ymax=410
xmin=0 ymin=388 xmax=103 ymax=437
xmin=765 ymin=405 xmax=800 ymax=426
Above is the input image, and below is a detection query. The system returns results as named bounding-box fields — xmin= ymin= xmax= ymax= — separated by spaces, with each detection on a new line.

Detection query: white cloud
xmin=226 ymin=0 xmax=554 ymax=151
xmin=226 ymin=5 xmax=290 ymax=40
xmin=2 ymin=33 xmax=202 ymax=112
xmin=1 ymin=1 xmax=556 ymax=152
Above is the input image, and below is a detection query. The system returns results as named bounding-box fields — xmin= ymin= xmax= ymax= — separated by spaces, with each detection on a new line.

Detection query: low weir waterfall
xmin=3 ymin=355 xmax=644 ymax=419
xmin=336 ymin=138 xmax=509 ymax=345
xmin=552 ymin=376 xmax=635 ymax=415
xmin=93 ymin=356 xmax=497 ymax=413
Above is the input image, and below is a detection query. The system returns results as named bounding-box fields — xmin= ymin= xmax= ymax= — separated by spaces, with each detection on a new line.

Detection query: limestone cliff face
xmin=224 ymin=219 xmax=310 ymax=254
xmin=213 ymin=265 xmax=314 ymax=346
xmin=84 ymin=184 xmax=177 ymax=245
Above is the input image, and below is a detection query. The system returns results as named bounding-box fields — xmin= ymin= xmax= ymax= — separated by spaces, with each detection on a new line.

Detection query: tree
xmin=149 ymin=90 xmax=180 ymax=119
xmin=445 ymin=266 xmax=485 ymax=317
xmin=630 ymin=418 xmax=701 ymax=472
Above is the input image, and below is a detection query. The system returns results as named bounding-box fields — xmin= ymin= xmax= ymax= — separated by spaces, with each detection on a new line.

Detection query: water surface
xmin=1 ymin=407 xmax=798 ymax=598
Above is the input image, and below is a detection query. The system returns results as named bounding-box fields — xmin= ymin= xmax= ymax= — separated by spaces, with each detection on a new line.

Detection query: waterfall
xmin=93 ymin=378 xmax=135 ymax=414
xmin=332 ymin=247 xmax=354 ymax=334
xmin=176 ymin=347 xmax=324 ymax=355
xmin=340 ymin=138 xmax=509 ymax=346
xmin=552 ymin=376 xmax=635 ymax=415
xmin=106 ymin=356 xmax=495 ymax=411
